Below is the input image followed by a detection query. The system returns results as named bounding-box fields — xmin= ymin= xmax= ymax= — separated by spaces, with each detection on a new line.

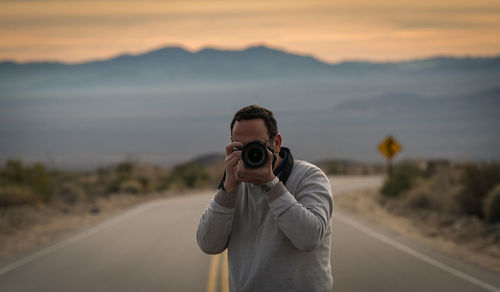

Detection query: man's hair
xmin=230 ymin=105 xmax=278 ymax=139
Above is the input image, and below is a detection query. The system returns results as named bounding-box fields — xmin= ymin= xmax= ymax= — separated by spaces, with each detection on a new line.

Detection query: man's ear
xmin=273 ymin=134 xmax=282 ymax=154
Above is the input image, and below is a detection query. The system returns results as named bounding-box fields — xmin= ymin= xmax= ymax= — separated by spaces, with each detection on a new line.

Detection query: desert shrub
xmin=116 ymin=161 xmax=133 ymax=179
xmin=381 ymin=161 xmax=423 ymax=198
xmin=319 ymin=160 xmax=385 ymax=175
xmin=106 ymin=177 xmax=123 ymax=194
xmin=56 ymin=181 xmax=86 ymax=205
xmin=0 ymin=159 xmax=53 ymax=202
xmin=99 ymin=161 xmax=162 ymax=195
xmin=402 ymin=164 xmax=461 ymax=214
xmin=457 ymin=163 xmax=500 ymax=218
xmin=325 ymin=162 xmax=346 ymax=175
xmin=0 ymin=159 xmax=25 ymax=184
xmin=483 ymin=184 xmax=500 ymax=223
xmin=155 ymin=175 xmax=171 ymax=191
xmin=405 ymin=191 xmax=432 ymax=209
xmin=75 ymin=172 xmax=99 ymax=199
xmin=422 ymin=160 xmax=451 ymax=178
xmin=137 ymin=176 xmax=151 ymax=192
xmin=26 ymin=163 xmax=52 ymax=202
xmin=119 ymin=179 xmax=143 ymax=194
xmin=0 ymin=185 xmax=40 ymax=207
xmin=0 ymin=157 xmax=220 ymax=208
xmin=167 ymin=162 xmax=211 ymax=189
xmin=94 ymin=165 xmax=127 ymax=194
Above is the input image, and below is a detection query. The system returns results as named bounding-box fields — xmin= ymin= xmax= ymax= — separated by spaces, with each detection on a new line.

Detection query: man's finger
xmin=236 ymin=160 xmax=246 ymax=176
xmin=225 ymin=151 xmax=241 ymax=166
xmin=225 ymin=142 xmax=244 ymax=156
xmin=265 ymin=148 xmax=275 ymax=167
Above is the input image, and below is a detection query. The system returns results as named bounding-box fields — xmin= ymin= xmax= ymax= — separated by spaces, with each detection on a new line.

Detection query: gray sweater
xmin=196 ymin=159 xmax=334 ymax=292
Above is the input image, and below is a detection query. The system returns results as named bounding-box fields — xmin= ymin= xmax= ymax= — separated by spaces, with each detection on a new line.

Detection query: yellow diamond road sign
xmin=378 ymin=135 xmax=402 ymax=160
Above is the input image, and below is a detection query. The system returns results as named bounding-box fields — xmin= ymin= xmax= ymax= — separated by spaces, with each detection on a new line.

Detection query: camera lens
xmin=248 ymin=148 xmax=264 ymax=163
xmin=242 ymin=141 xmax=268 ymax=168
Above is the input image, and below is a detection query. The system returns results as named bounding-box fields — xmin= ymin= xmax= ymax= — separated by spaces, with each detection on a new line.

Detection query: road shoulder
xmin=335 ymin=188 xmax=500 ymax=275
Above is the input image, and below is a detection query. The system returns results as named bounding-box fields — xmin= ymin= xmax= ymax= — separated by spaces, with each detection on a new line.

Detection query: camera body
xmin=233 ymin=140 xmax=272 ymax=169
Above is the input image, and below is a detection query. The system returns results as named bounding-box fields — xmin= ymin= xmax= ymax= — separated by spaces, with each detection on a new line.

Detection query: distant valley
xmin=1 ymin=45 xmax=499 ymax=169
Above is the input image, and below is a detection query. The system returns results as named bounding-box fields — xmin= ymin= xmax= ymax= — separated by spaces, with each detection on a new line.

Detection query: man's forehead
xmin=232 ymin=119 xmax=268 ymax=141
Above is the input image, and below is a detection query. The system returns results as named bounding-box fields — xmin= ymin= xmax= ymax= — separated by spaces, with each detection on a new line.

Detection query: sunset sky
xmin=1 ymin=0 xmax=500 ymax=63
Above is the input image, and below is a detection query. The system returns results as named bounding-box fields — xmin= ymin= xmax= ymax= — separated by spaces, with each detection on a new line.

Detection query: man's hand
xmin=236 ymin=148 xmax=275 ymax=185
xmin=223 ymin=142 xmax=244 ymax=193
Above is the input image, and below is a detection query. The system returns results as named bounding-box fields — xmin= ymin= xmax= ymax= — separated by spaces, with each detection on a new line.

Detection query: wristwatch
xmin=262 ymin=176 xmax=279 ymax=192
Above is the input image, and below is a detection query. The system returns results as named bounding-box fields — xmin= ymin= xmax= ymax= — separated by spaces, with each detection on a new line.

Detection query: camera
xmin=233 ymin=140 xmax=271 ymax=168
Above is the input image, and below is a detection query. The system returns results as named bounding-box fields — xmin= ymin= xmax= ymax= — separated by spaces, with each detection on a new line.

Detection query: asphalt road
xmin=0 ymin=176 xmax=499 ymax=292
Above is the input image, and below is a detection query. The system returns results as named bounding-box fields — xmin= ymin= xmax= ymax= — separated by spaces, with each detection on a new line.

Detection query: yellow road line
xmin=206 ymin=251 xmax=229 ymax=292
xmin=221 ymin=251 xmax=229 ymax=292
xmin=206 ymin=254 xmax=221 ymax=292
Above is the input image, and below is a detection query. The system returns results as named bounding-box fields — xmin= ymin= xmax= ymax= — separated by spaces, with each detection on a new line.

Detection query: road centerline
xmin=206 ymin=254 xmax=221 ymax=292
xmin=205 ymin=250 xmax=229 ymax=292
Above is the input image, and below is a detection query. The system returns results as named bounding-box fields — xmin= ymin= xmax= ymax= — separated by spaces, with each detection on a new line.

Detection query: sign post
xmin=377 ymin=135 xmax=402 ymax=176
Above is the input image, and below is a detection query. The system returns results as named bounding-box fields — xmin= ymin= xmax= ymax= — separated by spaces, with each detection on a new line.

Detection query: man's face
xmin=231 ymin=119 xmax=281 ymax=154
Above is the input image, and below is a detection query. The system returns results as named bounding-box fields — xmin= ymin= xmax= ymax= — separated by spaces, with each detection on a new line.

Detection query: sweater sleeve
xmin=266 ymin=167 xmax=333 ymax=252
xmin=196 ymin=189 xmax=236 ymax=254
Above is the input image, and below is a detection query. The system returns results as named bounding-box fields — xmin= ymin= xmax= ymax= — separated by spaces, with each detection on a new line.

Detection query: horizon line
xmin=1 ymin=43 xmax=500 ymax=66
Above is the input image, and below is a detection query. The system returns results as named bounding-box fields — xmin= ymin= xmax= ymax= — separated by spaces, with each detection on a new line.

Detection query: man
xmin=196 ymin=105 xmax=333 ymax=292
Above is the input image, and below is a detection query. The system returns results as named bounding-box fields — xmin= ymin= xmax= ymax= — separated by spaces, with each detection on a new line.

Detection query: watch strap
xmin=262 ymin=176 xmax=279 ymax=192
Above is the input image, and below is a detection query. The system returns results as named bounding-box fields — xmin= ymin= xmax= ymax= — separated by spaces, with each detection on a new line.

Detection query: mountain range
xmin=1 ymin=45 xmax=499 ymax=169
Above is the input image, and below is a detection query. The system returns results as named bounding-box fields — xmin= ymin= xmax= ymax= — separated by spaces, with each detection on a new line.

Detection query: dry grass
xmin=336 ymin=189 xmax=500 ymax=274
xmin=401 ymin=165 xmax=462 ymax=214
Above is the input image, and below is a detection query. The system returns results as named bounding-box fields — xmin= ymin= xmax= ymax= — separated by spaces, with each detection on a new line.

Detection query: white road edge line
xmin=0 ymin=200 xmax=166 ymax=277
xmin=336 ymin=212 xmax=500 ymax=292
